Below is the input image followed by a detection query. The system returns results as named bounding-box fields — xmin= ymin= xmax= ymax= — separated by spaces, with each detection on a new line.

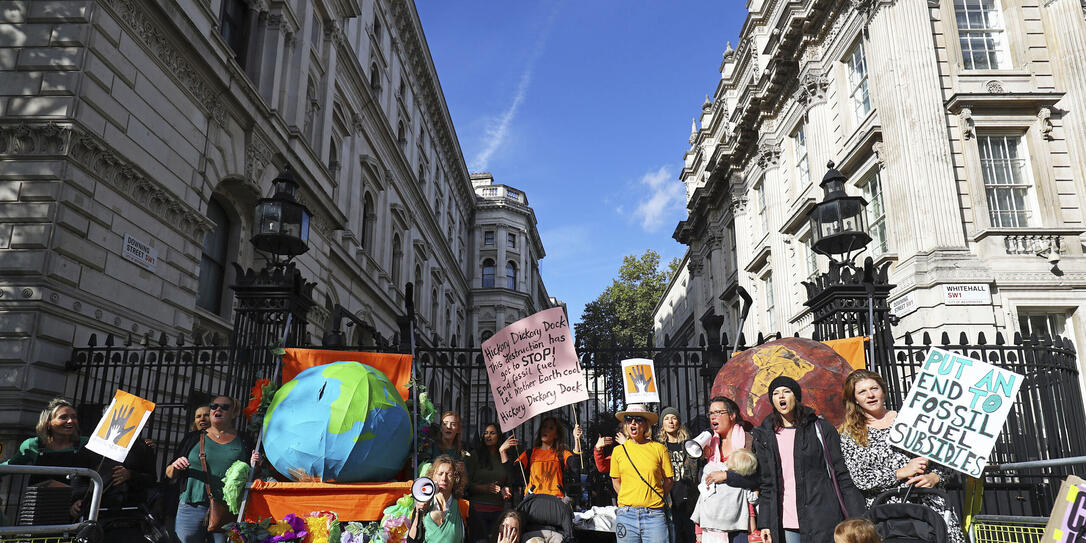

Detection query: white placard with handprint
xmin=621 ymin=358 xmax=660 ymax=404
xmin=86 ymin=389 xmax=156 ymax=463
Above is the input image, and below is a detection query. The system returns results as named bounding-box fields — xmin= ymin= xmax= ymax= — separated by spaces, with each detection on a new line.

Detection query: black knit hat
xmin=768 ymin=376 xmax=802 ymax=402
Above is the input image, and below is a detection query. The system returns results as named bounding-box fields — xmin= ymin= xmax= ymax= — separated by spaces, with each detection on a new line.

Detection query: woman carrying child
xmin=690 ymin=396 xmax=759 ymax=543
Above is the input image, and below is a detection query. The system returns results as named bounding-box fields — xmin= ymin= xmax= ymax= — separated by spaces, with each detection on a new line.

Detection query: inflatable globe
xmin=263 ymin=361 xmax=412 ymax=482
xmin=711 ymin=337 xmax=854 ymax=427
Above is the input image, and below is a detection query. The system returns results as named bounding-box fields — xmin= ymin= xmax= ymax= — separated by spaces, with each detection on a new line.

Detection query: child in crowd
xmin=834 ymin=518 xmax=880 ymax=543
xmin=691 ymin=448 xmax=759 ymax=543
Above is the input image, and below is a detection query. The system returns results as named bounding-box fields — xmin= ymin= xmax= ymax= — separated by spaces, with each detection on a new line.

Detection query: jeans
xmin=467 ymin=506 xmax=503 ymax=543
xmin=174 ymin=501 xmax=226 ymax=543
xmin=784 ymin=529 xmax=801 ymax=543
xmin=615 ymin=506 xmax=672 ymax=543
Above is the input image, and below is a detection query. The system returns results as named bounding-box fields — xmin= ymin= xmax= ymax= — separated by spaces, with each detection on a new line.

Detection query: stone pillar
xmin=798 ymin=72 xmax=833 ymax=186
xmin=1039 ymin=0 xmax=1086 ymax=213
xmin=864 ymin=1 xmax=967 ymax=254
xmin=258 ymin=13 xmax=287 ymax=107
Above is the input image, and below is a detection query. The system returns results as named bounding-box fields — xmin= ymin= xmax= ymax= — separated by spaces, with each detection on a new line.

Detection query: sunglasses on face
xmin=208 ymin=403 xmax=233 ymax=411
xmin=625 ymin=416 xmax=648 ymax=424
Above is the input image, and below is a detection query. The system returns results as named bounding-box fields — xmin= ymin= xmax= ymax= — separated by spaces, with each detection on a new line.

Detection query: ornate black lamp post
xmin=809 ymin=162 xmax=870 ymax=263
xmin=252 ymin=166 xmax=312 ymax=264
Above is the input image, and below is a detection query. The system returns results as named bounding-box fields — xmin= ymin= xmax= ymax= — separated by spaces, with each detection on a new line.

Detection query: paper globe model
xmin=711 ymin=337 xmax=854 ymax=427
xmin=263 ymin=361 xmax=412 ymax=482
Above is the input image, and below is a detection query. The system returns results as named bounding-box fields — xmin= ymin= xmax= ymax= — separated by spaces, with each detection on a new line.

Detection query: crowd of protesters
xmin=1 ymin=366 xmax=968 ymax=543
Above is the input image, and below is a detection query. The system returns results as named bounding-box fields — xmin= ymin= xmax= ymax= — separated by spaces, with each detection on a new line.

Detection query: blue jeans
xmin=174 ymin=501 xmax=226 ymax=543
xmin=615 ymin=506 xmax=672 ymax=543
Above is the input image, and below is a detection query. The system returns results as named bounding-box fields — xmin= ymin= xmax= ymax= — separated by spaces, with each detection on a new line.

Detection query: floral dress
xmin=840 ymin=426 xmax=966 ymax=543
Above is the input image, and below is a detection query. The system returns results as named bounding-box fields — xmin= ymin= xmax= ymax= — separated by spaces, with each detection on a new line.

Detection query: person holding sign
xmin=838 ymin=370 xmax=966 ymax=543
xmin=407 ymin=455 xmax=467 ymax=543
xmin=166 ymin=396 xmax=258 ymax=543
xmin=610 ymin=404 xmax=674 ymax=543
xmin=753 ymin=377 xmax=864 ymax=543
xmin=504 ymin=416 xmax=583 ymax=500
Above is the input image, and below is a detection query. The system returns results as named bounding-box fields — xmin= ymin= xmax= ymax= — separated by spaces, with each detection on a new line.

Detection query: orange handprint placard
xmin=86 ymin=389 xmax=156 ymax=462
xmin=621 ymin=358 xmax=659 ymax=404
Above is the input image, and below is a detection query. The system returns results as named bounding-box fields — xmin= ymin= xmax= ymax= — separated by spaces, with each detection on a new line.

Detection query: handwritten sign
xmin=86 ymin=389 xmax=156 ymax=462
xmin=482 ymin=307 xmax=588 ymax=432
xmin=621 ymin=358 xmax=659 ymax=404
xmin=1043 ymin=475 xmax=1086 ymax=542
xmin=888 ymin=348 xmax=1022 ymax=477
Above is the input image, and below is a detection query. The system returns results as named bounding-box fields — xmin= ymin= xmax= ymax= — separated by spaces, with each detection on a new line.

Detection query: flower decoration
xmin=245 ymin=378 xmax=272 ymax=419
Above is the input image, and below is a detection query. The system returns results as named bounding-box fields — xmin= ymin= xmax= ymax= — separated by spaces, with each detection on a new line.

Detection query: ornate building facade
xmin=0 ymin=0 xmax=552 ymax=441
xmin=656 ymin=0 xmax=1086 ymax=362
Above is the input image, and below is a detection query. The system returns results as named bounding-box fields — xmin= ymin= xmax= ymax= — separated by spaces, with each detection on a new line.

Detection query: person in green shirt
xmin=408 ymin=455 xmax=466 ymax=543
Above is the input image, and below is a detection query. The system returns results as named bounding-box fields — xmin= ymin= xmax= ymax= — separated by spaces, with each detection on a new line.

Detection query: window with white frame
xmin=954 ymin=0 xmax=1011 ymax=70
xmin=764 ymin=274 xmax=775 ymax=330
xmin=1018 ymin=310 xmax=1071 ymax=340
xmin=861 ymin=169 xmax=889 ymax=256
xmin=756 ymin=182 xmax=769 ymax=236
xmin=804 ymin=236 xmax=818 ymax=281
xmin=978 ymin=134 xmax=1036 ymax=228
xmin=793 ymin=120 xmax=810 ymax=188
xmin=845 ymin=41 xmax=872 ymax=122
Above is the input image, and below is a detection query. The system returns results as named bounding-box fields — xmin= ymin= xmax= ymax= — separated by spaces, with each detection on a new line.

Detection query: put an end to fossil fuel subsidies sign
xmin=481 ymin=307 xmax=588 ymax=433
xmin=887 ymin=347 xmax=1022 ymax=477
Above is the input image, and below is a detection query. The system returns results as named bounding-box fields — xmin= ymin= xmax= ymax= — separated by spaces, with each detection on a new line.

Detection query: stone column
xmin=864 ymin=0 xmax=967 ymax=254
xmin=1039 ymin=0 xmax=1086 ymax=211
xmin=797 ymin=72 xmax=833 ymax=186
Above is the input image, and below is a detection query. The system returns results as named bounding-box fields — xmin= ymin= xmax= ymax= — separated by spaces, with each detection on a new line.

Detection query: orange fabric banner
xmin=282 ymin=349 xmax=412 ymax=401
xmin=822 ymin=336 xmax=868 ymax=370
xmin=244 ymin=481 xmax=412 ymax=521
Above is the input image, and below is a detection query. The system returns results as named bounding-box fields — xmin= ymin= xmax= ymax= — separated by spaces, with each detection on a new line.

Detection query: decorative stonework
xmin=245 ymin=129 xmax=274 ymax=182
xmin=985 ymin=80 xmax=1006 ymax=94
xmin=1039 ymin=107 xmax=1054 ymax=140
xmin=960 ymin=108 xmax=975 ymax=140
xmin=872 ymin=141 xmax=887 ymax=167
xmin=757 ymin=142 xmax=782 ymax=168
xmin=101 ymin=0 xmax=224 ymax=120
xmin=794 ymin=72 xmax=829 ymax=107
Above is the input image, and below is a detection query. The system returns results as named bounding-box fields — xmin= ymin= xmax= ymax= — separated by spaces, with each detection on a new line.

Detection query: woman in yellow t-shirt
xmin=502 ymin=416 xmax=583 ymax=498
xmin=610 ymin=404 xmax=674 ymax=543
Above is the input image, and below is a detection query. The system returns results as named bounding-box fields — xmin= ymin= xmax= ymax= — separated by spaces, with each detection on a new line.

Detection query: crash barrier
xmin=0 ymin=465 xmax=102 ymax=543
xmin=967 ymin=456 xmax=1086 ymax=543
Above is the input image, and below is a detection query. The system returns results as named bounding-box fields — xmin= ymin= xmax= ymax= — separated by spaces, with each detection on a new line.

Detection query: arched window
xmin=370 ymin=62 xmax=381 ymax=97
xmin=362 ymin=193 xmax=375 ymax=250
xmin=482 ymin=259 xmax=495 ymax=288
xmin=397 ymin=120 xmax=406 ymax=145
xmin=506 ymin=261 xmax=517 ymax=290
xmin=391 ymin=234 xmax=402 ymax=287
xmin=431 ymin=288 xmax=439 ymax=329
xmin=197 ymin=198 xmax=231 ymax=315
xmin=481 ymin=330 xmax=493 ymax=342
xmin=415 ymin=265 xmax=424 ymax=309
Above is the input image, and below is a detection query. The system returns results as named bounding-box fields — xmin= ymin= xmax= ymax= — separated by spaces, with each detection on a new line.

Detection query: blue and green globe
xmin=263 ymin=361 xmax=412 ymax=482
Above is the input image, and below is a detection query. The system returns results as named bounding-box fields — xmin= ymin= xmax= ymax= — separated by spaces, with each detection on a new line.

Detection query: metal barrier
xmin=0 ymin=465 xmax=102 ymax=543
xmin=967 ymin=456 xmax=1086 ymax=542
xmin=971 ymin=515 xmax=1047 ymax=543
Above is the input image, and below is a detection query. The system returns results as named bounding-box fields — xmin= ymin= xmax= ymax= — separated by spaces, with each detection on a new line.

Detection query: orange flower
xmin=244 ymin=378 xmax=271 ymax=419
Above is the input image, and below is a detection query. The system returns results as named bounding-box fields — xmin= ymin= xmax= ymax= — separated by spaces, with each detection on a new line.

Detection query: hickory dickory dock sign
xmin=481 ymin=307 xmax=588 ymax=432
xmin=887 ymin=347 xmax=1022 ymax=477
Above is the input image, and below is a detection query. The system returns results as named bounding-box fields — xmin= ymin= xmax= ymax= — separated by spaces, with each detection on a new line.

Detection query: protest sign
xmin=86 ymin=389 xmax=156 ymax=462
xmin=1043 ymin=475 xmax=1086 ymax=542
xmin=621 ymin=358 xmax=660 ymax=404
xmin=887 ymin=347 xmax=1022 ymax=477
xmin=482 ymin=307 xmax=588 ymax=432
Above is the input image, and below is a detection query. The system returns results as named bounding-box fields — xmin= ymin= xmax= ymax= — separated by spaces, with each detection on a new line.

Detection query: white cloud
xmin=633 ymin=165 xmax=684 ymax=232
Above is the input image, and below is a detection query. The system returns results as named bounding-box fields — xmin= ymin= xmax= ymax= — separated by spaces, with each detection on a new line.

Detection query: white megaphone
xmin=684 ymin=430 xmax=713 ymax=458
xmin=412 ymin=477 xmax=437 ymax=502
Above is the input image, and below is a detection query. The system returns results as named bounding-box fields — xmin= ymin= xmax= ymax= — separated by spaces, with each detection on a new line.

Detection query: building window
xmin=362 ymin=193 xmax=375 ymax=250
xmin=310 ymin=14 xmax=322 ymax=53
xmin=756 ymin=182 xmax=769 ymax=236
xmin=484 ymin=230 xmax=494 ymax=246
xmin=954 ymin=0 xmax=1010 ymax=70
xmin=482 ymin=259 xmax=495 ymax=288
xmin=481 ymin=330 xmax=493 ymax=342
xmin=507 ymin=233 xmax=516 ymax=249
xmin=861 ymin=169 xmax=888 ymax=255
xmin=804 ymin=236 xmax=818 ymax=281
xmin=373 ymin=14 xmax=382 ymax=44
xmin=845 ymin=41 xmax=871 ymax=122
xmin=197 ymin=198 xmax=231 ymax=315
xmin=1019 ymin=310 xmax=1070 ymax=339
xmin=328 ymin=136 xmax=340 ymax=174
xmin=397 ymin=121 xmax=406 ymax=145
xmin=979 ymin=134 xmax=1035 ymax=227
xmin=793 ymin=120 xmax=809 ymax=188
xmin=506 ymin=261 xmax=517 ymax=290
xmin=431 ymin=288 xmax=439 ymax=325
xmin=370 ymin=62 xmax=381 ymax=97
xmin=219 ymin=0 xmax=249 ymax=67
xmin=414 ymin=265 xmax=424 ymax=309
xmin=764 ymin=274 xmax=775 ymax=330
xmin=391 ymin=233 xmax=403 ymax=288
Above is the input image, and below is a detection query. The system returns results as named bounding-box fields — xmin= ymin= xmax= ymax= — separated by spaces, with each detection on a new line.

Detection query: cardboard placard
xmin=1043 ymin=475 xmax=1086 ymax=542
xmin=481 ymin=307 xmax=588 ymax=432
xmin=86 ymin=389 xmax=156 ymax=463
xmin=887 ymin=348 xmax=1022 ymax=477
xmin=621 ymin=358 xmax=660 ymax=404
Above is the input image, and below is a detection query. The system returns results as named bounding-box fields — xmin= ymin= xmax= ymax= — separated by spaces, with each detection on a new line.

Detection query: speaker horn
xmin=412 ymin=477 xmax=436 ymax=502
xmin=684 ymin=430 xmax=713 ymax=458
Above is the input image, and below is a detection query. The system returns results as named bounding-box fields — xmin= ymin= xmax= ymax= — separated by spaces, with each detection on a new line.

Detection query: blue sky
xmin=415 ymin=2 xmax=746 ymax=326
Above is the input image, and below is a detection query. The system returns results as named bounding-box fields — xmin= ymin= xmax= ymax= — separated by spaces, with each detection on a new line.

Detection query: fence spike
xmin=940 ymin=332 xmax=951 ymax=345
xmin=88 ymin=333 xmax=98 ymax=347
xmin=922 ymin=332 xmax=932 ymax=345
xmin=158 ymin=332 xmax=168 ymax=346
xmin=105 ymin=333 xmax=115 ymax=347
xmin=143 ymin=331 xmax=152 ymax=345
xmin=903 ymin=331 xmax=913 ymax=345
xmin=176 ymin=333 xmax=185 ymax=346
xmin=210 ymin=333 xmax=221 ymax=346
xmin=738 ymin=332 xmax=747 ymax=349
xmin=977 ymin=332 xmax=987 ymax=345
xmin=794 ymin=332 xmax=800 ymax=337
xmin=995 ymin=331 xmax=1005 ymax=345
xmin=959 ymin=332 xmax=969 ymax=345
xmin=1013 ymin=331 xmax=1023 ymax=345
xmin=721 ymin=332 xmax=730 ymax=348
xmin=756 ymin=332 xmax=766 ymax=345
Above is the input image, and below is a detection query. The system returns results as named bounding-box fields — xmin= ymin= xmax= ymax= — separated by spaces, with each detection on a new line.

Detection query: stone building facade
xmin=656 ymin=0 xmax=1086 ymax=363
xmin=0 ymin=0 xmax=552 ymax=441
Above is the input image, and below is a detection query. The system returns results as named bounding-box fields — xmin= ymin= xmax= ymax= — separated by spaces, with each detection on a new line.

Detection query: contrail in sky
xmin=471 ymin=3 xmax=562 ymax=171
